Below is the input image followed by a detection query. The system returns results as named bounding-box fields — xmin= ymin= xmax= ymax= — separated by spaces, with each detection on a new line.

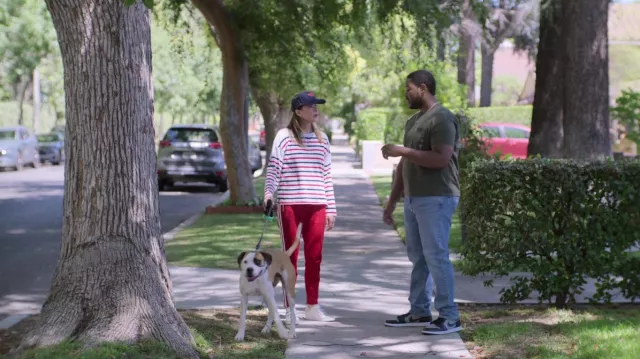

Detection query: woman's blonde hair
xmin=287 ymin=111 xmax=324 ymax=146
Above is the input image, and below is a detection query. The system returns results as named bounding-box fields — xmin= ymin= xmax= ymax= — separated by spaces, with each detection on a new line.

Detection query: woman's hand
xmin=263 ymin=194 xmax=273 ymax=214
xmin=325 ymin=215 xmax=336 ymax=231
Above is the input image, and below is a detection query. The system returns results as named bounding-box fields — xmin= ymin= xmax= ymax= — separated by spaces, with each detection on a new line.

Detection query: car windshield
xmin=37 ymin=134 xmax=59 ymax=142
xmin=0 ymin=130 xmax=16 ymax=140
xmin=164 ymin=128 xmax=218 ymax=143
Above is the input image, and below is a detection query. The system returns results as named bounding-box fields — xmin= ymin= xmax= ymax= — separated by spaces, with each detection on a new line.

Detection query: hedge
xmin=460 ymin=158 xmax=640 ymax=308
xmin=466 ymin=105 xmax=532 ymax=126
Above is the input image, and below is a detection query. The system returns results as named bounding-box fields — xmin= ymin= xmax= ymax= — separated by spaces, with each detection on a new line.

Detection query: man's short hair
xmin=407 ymin=70 xmax=437 ymax=96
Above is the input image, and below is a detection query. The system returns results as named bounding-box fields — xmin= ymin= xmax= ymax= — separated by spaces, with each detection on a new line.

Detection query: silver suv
xmin=156 ymin=124 xmax=262 ymax=192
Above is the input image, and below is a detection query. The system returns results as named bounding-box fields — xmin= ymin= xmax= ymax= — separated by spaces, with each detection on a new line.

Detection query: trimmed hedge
xmin=354 ymin=107 xmax=390 ymax=142
xmin=467 ymin=105 xmax=532 ymax=126
xmin=460 ymin=158 xmax=640 ymax=308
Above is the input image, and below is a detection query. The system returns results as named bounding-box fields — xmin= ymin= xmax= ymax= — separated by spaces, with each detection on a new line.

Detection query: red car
xmin=478 ymin=122 xmax=531 ymax=159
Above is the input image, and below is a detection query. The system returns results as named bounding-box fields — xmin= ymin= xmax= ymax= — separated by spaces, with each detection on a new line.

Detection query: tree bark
xmin=17 ymin=77 xmax=31 ymax=126
xmin=33 ymin=68 xmax=42 ymax=133
xmin=253 ymin=89 xmax=291 ymax=173
xmin=457 ymin=0 xmax=476 ymax=107
xmin=194 ymin=0 xmax=255 ymax=203
xmin=561 ymin=0 xmax=612 ymax=159
xmin=19 ymin=1 xmax=198 ymax=358
xmin=479 ymin=43 xmax=495 ymax=107
xmin=528 ymin=0 xmax=565 ymax=158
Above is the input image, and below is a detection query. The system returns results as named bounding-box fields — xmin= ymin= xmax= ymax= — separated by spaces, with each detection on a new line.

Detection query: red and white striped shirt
xmin=265 ymin=128 xmax=337 ymax=216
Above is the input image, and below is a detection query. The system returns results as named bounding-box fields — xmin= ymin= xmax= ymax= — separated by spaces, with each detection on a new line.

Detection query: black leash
xmin=256 ymin=199 xmax=275 ymax=251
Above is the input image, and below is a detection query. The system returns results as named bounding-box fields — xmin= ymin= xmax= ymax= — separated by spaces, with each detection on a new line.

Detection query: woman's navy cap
xmin=291 ymin=91 xmax=326 ymax=111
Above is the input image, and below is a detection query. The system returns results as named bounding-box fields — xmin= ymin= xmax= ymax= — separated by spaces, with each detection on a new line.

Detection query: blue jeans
xmin=404 ymin=195 xmax=459 ymax=321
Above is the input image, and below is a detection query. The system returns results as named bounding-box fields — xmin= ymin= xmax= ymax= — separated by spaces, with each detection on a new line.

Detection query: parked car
xmin=478 ymin=122 xmax=531 ymax=159
xmin=0 ymin=125 xmax=40 ymax=171
xmin=36 ymin=132 xmax=65 ymax=165
xmin=259 ymin=129 xmax=266 ymax=150
xmin=156 ymin=124 xmax=262 ymax=192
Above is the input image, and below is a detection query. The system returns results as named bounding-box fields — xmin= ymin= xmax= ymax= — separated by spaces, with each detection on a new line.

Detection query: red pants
xmin=277 ymin=204 xmax=326 ymax=307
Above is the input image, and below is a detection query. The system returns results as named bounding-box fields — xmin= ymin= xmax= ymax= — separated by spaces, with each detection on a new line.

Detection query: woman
xmin=264 ymin=90 xmax=337 ymax=322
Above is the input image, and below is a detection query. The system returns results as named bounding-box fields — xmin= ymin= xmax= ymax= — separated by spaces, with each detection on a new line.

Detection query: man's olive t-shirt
xmin=402 ymin=104 xmax=460 ymax=197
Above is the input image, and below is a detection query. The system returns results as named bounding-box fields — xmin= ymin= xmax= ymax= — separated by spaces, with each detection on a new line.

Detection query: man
xmin=381 ymin=70 xmax=461 ymax=335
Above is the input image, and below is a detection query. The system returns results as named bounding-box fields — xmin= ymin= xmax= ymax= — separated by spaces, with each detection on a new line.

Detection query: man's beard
xmin=407 ymin=97 xmax=424 ymax=109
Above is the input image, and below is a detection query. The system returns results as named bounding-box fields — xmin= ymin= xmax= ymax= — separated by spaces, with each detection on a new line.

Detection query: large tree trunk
xmin=528 ymin=0 xmax=565 ymax=158
xmin=19 ymin=1 xmax=197 ymax=358
xmin=194 ymin=0 xmax=255 ymax=203
xmin=457 ymin=0 xmax=476 ymax=107
xmin=479 ymin=43 xmax=495 ymax=107
xmin=561 ymin=0 xmax=611 ymax=159
xmin=253 ymin=89 xmax=291 ymax=173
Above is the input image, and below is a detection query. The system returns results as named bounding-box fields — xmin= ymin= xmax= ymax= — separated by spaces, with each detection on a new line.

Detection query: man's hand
xmin=381 ymin=144 xmax=406 ymax=159
xmin=383 ymin=200 xmax=396 ymax=226
xmin=325 ymin=215 xmax=336 ymax=231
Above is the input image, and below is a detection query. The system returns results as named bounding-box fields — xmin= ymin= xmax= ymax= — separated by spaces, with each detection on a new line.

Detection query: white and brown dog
xmin=234 ymin=224 xmax=301 ymax=341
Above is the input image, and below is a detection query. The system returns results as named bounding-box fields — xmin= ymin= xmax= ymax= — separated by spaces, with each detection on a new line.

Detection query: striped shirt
xmin=265 ymin=128 xmax=337 ymax=216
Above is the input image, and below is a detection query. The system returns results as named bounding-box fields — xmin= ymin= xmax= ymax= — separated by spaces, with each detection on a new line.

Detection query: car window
xmin=37 ymin=134 xmax=60 ymax=142
xmin=163 ymin=128 xmax=219 ymax=142
xmin=0 ymin=130 xmax=16 ymax=140
xmin=480 ymin=126 xmax=501 ymax=138
xmin=504 ymin=127 xmax=529 ymax=139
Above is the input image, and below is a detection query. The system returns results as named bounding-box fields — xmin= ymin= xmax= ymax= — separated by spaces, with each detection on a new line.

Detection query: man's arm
xmin=388 ymin=159 xmax=404 ymax=205
xmin=401 ymin=115 xmax=456 ymax=169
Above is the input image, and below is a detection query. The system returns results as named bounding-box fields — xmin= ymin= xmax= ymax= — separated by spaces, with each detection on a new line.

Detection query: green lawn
xmin=461 ymin=305 xmax=640 ymax=359
xmin=165 ymin=177 xmax=282 ymax=269
xmin=369 ymin=175 xmax=462 ymax=253
xmin=1 ymin=308 xmax=286 ymax=359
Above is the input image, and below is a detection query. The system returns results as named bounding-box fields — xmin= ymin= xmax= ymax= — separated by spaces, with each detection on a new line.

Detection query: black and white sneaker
xmin=384 ymin=312 xmax=432 ymax=327
xmin=421 ymin=318 xmax=462 ymax=335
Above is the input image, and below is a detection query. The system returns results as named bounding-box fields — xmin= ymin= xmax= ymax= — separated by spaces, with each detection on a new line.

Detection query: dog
xmin=234 ymin=224 xmax=301 ymax=341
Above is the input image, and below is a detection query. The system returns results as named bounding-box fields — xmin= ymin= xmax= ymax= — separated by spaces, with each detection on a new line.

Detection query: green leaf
xmin=142 ymin=0 xmax=154 ymax=9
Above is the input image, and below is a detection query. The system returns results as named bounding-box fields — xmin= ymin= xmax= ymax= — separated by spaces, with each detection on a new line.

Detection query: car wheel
xmin=217 ymin=181 xmax=228 ymax=193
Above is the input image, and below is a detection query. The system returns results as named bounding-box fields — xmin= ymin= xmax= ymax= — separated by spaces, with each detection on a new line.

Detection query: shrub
xmin=467 ymin=105 xmax=533 ymax=126
xmin=612 ymin=88 xmax=640 ymax=147
xmin=460 ymin=158 xmax=640 ymax=308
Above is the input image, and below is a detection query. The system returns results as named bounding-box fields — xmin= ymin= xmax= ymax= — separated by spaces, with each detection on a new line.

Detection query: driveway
xmin=0 ymin=165 xmax=222 ymax=317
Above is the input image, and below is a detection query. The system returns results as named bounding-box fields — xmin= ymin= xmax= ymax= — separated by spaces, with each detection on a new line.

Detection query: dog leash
xmin=255 ymin=199 xmax=275 ymax=251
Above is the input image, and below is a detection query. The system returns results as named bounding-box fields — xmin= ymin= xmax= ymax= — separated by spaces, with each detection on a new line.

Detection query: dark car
xmin=37 ymin=132 xmax=65 ymax=165
xmin=156 ymin=124 xmax=262 ymax=192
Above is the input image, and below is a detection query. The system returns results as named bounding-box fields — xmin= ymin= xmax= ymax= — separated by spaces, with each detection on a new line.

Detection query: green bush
xmin=467 ymin=105 xmax=533 ymax=126
xmin=460 ymin=158 xmax=640 ymax=308
xmin=612 ymin=89 xmax=640 ymax=146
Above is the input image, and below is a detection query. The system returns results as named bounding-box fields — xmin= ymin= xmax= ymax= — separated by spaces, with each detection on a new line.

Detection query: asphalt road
xmin=0 ymin=164 xmax=223 ymax=318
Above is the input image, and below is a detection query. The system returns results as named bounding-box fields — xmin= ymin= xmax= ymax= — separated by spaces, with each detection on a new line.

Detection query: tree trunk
xmin=194 ymin=0 xmax=255 ymax=204
xmin=528 ymin=0 xmax=565 ymax=158
xmin=479 ymin=43 xmax=495 ymax=107
xmin=457 ymin=0 xmax=476 ymax=107
xmin=33 ymin=68 xmax=42 ymax=133
xmin=561 ymin=0 xmax=612 ymax=159
xmin=253 ymin=89 xmax=291 ymax=173
xmin=437 ymin=36 xmax=446 ymax=61
xmin=19 ymin=1 xmax=198 ymax=358
xmin=17 ymin=77 xmax=31 ymax=126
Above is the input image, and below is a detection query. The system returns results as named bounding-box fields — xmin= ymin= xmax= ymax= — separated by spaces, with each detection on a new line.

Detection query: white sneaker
xmin=304 ymin=304 xmax=335 ymax=322
xmin=283 ymin=307 xmax=299 ymax=323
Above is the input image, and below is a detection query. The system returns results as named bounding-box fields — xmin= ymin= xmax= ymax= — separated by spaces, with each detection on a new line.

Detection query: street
xmin=0 ymin=165 xmax=223 ymax=318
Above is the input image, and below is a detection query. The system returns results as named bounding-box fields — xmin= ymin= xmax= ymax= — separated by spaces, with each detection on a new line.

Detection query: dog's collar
xmin=247 ymin=268 xmax=266 ymax=282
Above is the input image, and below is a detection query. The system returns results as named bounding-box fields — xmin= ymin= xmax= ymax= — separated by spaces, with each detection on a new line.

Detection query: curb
xmin=163 ymin=190 xmax=228 ymax=242
xmin=0 ymin=192 xmax=230 ymax=330
xmin=0 ymin=314 xmax=30 ymax=330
